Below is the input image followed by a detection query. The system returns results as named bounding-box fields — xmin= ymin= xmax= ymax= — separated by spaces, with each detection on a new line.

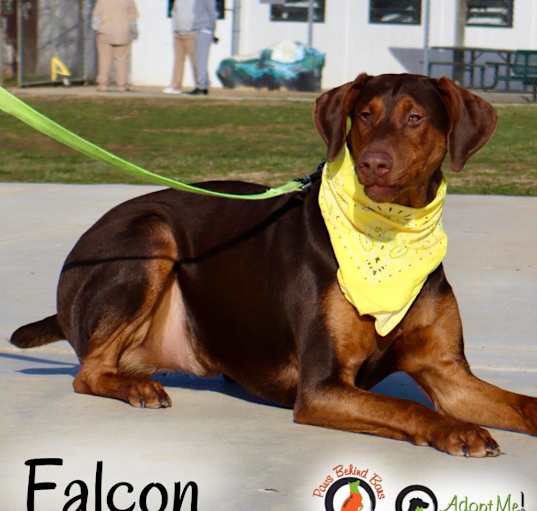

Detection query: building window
xmin=466 ymin=0 xmax=513 ymax=27
xmin=369 ymin=0 xmax=422 ymax=25
xmin=270 ymin=0 xmax=325 ymax=23
xmin=216 ymin=0 xmax=225 ymax=19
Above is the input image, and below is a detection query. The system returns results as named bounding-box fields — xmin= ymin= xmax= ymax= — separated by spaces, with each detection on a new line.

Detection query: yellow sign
xmin=50 ymin=55 xmax=71 ymax=82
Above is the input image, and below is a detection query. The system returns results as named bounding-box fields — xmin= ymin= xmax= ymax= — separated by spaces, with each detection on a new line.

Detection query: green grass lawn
xmin=1 ymin=96 xmax=537 ymax=195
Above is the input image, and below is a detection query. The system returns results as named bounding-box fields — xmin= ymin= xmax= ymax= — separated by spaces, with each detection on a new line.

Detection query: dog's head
xmin=408 ymin=497 xmax=430 ymax=511
xmin=314 ymin=73 xmax=497 ymax=207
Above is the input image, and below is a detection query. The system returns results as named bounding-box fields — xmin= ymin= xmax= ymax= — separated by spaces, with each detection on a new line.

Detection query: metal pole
xmin=453 ymin=0 xmax=466 ymax=83
xmin=17 ymin=0 xmax=23 ymax=87
xmin=307 ymin=0 xmax=313 ymax=47
xmin=0 ymin=1 xmax=5 ymax=86
xmin=454 ymin=0 xmax=466 ymax=47
xmin=422 ymin=0 xmax=431 ymax=76
xmin=80 ymin=0 xmax=86 ymax=83
xmin=231 ymin=0 xmax=241 ymax=56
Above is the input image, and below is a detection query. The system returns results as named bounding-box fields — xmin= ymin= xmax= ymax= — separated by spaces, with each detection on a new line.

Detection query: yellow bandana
xmin=318 ymin=144 xmax=448 ymax=336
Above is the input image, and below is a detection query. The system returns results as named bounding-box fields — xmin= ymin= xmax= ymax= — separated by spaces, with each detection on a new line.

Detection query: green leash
xmin=0 ymin=87 xmax=318 ymax=200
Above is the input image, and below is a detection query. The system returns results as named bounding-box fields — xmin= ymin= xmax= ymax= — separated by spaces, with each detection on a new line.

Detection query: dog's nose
xmin=358 ymin=151 xmax=393 ymax=177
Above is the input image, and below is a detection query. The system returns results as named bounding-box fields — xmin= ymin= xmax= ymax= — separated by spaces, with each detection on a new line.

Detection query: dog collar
xmin=318 ymin=144 xmax=448 ymax=336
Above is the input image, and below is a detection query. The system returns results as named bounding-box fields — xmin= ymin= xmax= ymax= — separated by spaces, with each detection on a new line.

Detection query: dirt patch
xmin=2 ymin=132 xmax=72 ymax=155
xmin=141 ymin=123 xmax=297 ymax=135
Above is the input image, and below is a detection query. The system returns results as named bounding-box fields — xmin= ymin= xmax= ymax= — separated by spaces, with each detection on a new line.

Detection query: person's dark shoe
xmin=187 ymin=88 xmax=208 ymax=96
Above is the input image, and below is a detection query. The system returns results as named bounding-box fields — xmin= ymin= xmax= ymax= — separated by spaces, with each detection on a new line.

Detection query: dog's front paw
xmin=127 ymin=380 xmax=172 ymax=409
xmin=427 ymin=422 xmax=500 ymax=457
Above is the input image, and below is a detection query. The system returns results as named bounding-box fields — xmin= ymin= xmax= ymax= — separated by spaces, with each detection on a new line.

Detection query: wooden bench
xmin=486 ymin=50 xmax=537 ymax=101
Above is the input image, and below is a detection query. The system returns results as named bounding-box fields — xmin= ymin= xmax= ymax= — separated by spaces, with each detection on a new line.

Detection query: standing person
xmin=188 ymin=0 xmax=218 ymax=96
xmin=92 ymin=0 xmax=139 ymax=93
xmin=164 ymin=0 xmax=197 ymax=95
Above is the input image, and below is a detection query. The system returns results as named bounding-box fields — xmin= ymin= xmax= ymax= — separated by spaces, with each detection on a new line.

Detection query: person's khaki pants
xmin=171 ymin=32 xmax=197 ymax=90
xmin=96 ymin=34 xmax=130 ymax=90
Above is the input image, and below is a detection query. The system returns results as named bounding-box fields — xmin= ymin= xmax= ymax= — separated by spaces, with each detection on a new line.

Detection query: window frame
xmin=216 ymin=0 xmax=225 ymax=20
xmin=369 ymin=0 xmax=422 ymax=26
xmin=269 ymin=0 xmax=326 ymax=24
xmin=465 ymin=0 xmax=514 ymax=28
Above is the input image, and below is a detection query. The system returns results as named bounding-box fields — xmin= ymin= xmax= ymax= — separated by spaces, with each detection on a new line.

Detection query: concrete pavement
xmin=1 ymin=183 xmax=537 ymax=510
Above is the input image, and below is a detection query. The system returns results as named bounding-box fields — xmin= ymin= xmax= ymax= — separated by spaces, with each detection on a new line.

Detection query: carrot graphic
xmin=341 ymin=480 xmax=363 ymax=511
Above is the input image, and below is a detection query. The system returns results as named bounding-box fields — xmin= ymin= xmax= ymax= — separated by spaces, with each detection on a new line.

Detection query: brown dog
xmin=11 ymin=73 xmax=537 ymax=457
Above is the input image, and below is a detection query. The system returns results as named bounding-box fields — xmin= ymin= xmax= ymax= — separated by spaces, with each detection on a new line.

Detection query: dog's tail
xmin=10 ymin=314 xmax=64 ymax=348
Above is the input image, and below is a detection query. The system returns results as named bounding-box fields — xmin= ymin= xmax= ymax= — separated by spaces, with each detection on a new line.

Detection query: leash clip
xmin=296 ymin=160 xmax=325 ymax=190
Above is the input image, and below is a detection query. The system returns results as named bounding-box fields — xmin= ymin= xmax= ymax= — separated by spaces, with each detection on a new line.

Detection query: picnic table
xmin=429 ymin=46 xmax=515 ymax=89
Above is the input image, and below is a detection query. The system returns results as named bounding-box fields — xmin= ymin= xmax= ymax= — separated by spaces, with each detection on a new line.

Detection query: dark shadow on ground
xmin=19 ymin=366 xmax=79 ymax=376
xmin=155 ymin=372 xmax=285 ymax=408
xmin=1 ymin=351 xmax=283 ymax=407
xmin=371 ymin=372 xmax=434 ymax=409
xmin=0 ymin=352 xmax=79 ymax=376
xmin=1 ymin=352 xmax=434 ymax=410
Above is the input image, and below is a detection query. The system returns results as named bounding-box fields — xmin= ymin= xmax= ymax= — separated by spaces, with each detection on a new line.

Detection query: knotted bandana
xmin=318 ymin=144 xmax=448 ymax=336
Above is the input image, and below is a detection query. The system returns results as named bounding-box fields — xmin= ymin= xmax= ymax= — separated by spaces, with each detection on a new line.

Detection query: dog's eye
xmin=408 ymin=112 xmax=423 ymax=125
xmin=359 ymin=111 xmax=372 ymax=122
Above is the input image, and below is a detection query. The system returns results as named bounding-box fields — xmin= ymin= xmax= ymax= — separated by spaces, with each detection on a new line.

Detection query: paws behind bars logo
xmin=312 ymin=464 xmax=385 ymax=511
xmin=311 ymin=467 xmax=526 ymax=511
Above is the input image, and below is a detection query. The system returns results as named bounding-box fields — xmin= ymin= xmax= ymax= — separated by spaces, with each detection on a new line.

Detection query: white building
xmin=130 ymin=0 xmax=535 ymax=89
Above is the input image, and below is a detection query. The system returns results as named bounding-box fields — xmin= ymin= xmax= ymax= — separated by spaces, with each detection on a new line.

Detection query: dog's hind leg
xmin=63 ymin=217 xmax=190 ymax=408
xmin=71 ymin=256 xmax=177 ymax=408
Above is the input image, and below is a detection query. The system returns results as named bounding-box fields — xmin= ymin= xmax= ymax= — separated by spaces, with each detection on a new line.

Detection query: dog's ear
xmin=314 ymin=73 xmax=370 ymax=161
xmin=435 ymin=77 xmax=497 ymax=172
